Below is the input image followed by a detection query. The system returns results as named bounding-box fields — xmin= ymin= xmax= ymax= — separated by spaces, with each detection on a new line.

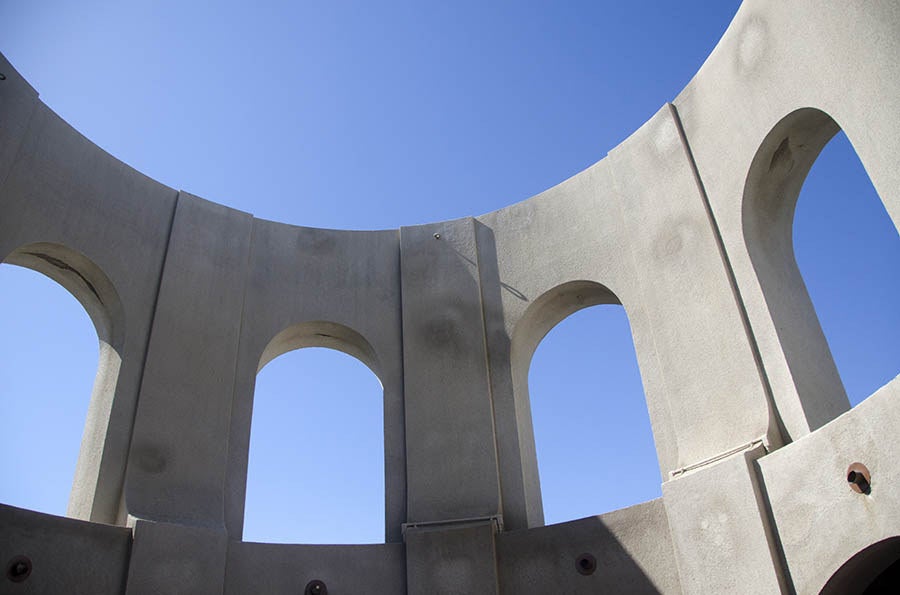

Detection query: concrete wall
xmin=1 ymin=1 xmax=898 ymax=593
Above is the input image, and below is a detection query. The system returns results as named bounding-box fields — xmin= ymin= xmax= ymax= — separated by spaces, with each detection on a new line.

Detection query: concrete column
xmin=400 ymin=218 xmax=501 ymax=525
xmin=125 ymin=193 xmax=252 ymax=529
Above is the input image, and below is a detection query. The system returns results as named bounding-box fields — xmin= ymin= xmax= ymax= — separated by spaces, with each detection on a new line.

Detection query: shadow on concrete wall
xmin=819 ymin=536 xmax=900 ymax=595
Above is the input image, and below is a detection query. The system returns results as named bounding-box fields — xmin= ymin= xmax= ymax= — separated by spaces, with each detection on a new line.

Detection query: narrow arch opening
xmin=529 ymin=304 xmax=660 ymax=523
xmin=510 ymin=281 xmax=660 ymax=526
xmin=793 ymin=131 xmax=900 ymax=407
xmin=743 ymin=108 xmax=900 ymax=433
xmin=0 ymin=263 xmax=98 ymax=516
xmin=243 ymin=346 xmax=385 ymax=544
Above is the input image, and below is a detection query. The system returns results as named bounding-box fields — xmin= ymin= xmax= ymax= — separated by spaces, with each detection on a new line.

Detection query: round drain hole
xmin=576 ymin=553 xmax=596 ymax=576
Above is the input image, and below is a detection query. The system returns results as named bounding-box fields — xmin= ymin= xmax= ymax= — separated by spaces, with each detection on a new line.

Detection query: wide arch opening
xmin=510 ymin=281 xmax=660 ymax=525
xmin=0 ymin=243 xmax=124 ymax=521
xmin=243 ymin=323 xmax=385 ymax=544
xmin=743 ymin=108 xmax=899 ymax=433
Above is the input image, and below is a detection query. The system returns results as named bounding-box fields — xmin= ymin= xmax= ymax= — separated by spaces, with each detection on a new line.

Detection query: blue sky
xmin=1 ymin=1 xmax=897 ymax=544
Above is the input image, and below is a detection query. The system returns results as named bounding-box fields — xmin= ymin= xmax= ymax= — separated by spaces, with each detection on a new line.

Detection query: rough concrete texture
xmin=496 ymin=500 xmax=680 ymax=594
xmin=758 ymin=375 xmax=900 ymax=595
xmin=406 ymin=521 xmax=500 ymax=595
xmin=1 ymin=1 xmax=899 ymax=593
xmin=226 ymin=541 xmax=406 ymax=595
xmin=0 ymin=504 xmax=131 ymax=594
xmin=124 ymin=520 xmax=228 ymax=595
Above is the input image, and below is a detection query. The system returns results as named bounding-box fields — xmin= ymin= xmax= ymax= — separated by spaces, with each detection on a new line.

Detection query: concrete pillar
xmin=400 ymin=218 xmax=501 ymax=525
xmin=124 ymin=193 xmax=252 ymax=529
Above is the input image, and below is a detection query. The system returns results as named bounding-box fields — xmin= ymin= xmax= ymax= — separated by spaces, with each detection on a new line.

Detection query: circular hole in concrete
xmin=576 ymin=553 xmax=596 ymax=576
xmin=6 ymin=555 xmax=32 ymax=583
xmin=305 ymin=579 xmax=327 ymax=595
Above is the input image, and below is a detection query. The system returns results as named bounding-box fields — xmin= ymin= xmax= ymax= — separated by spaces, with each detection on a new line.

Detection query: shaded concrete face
xmin=1 ymin=1 xmax=899 ymax=592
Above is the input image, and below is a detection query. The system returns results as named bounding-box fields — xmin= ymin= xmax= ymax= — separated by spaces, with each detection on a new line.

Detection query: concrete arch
xmin=2 ymin=241 xmax=125 ymax=522
xmin=257 ymin=320 xmax=383 ymax=383
xmin=236 ymin=319 xmax=401 ymax=543
xmin=741 ymin=108 xmax=878 ymax=433
xmin=505 ymin=280 xmax=656 ymax=528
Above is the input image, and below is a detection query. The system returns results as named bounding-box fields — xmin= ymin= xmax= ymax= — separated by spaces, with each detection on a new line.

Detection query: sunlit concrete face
xmin=1 ymin=0 xmax=899 ymax=593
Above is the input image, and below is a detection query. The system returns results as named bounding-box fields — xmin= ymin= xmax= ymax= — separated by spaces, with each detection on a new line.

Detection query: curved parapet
xmin=1 ymin=1 xmax=899 ymax=592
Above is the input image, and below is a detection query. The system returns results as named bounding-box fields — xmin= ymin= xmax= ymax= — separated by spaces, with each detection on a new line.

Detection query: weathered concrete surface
xmin=496 ymin=500 xmax=680 ymax=594
xmin=674 ymin=0 xmax=900 ymax=442
xmin=401 ymin=218 xmax=501 ymax=525
xmin=0 ymin=89 xmax=177 ymax=525
xmin=663 ymin=445 xmax=786 ymax=594
xmin=1 ymin=0 xmax=899 ymax=592
xmin=0 ymin=503 xmax=131 ymax=594
xmin=758 ymin=375 xmax=900 ymax=595
xmin=406 ymin=521 xmax=499 ymax=595
xmin=226 ymin=540 xmax=406 ymax=594
xmin=0 ymin=54 xmax=38 ymax=188
xmin=125 ymin=194 xmax=252 ymax=529
xmin=125 ymin=520 xmax=227 ymax=595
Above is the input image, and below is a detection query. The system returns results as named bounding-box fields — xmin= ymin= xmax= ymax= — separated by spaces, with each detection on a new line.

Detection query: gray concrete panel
xmin=0 ymin=54 xmax=38 ymax=189
xmin=400 ymin=218 xmax=501 ymax=523
xmin=124 ymin=520 xmax=227 ymax=595
xmin=758 ymin=375 xmax=900 ymax=595
xmin=608 ymin=104 xmax=776 ymax=474
xmin=663 ymin=445 xmax=785 ymax=594
xmin=226 ymin=540 xmax=406 ymax=594
xmin=496 ymin=500 xmax=680 ymax=594
xmin=225 ymin=219 xmax=406 ymax=542
xmin=125 ymin=194 xmax=252 ymax=528
xmin=0 ymin=503 xmax=131 ymax=594
xmin=406 ymin=522 xmax=499 ymax=595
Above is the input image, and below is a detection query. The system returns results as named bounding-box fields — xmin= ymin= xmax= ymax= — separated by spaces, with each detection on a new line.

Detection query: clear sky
xmin=1 ymin=1 xmax=897 ymax=544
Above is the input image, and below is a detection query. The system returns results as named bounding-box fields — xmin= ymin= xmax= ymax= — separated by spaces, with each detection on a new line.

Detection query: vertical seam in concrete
xmin=748 ymin=457 xmax=796 ymax=594
xmin=667 ymin=102 xmax=788 ymax=447
xmin=0 ymin=96 xmax=40 ymax=196
xmin=471 ymin=218 xmax=505 ymax=525
xmin=398 ymin=227 xmax=409 ymax=528
xmin=393 ymin=226 xmax=408 ymax=539
xmin=222 ymin=215 xmax=256 ymax=539
xmin=119 ymin=189 xmax=180 ymax=520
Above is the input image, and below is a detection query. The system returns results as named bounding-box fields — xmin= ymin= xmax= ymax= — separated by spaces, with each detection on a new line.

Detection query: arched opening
xmin=243 ymin=323 xmax=385 ymax=544
xmin=510 ymin=281 xmax=660 ymax=526
xmin=529 ymin=305 xmax=660 ymax=523
xmin=0 ymin=243 xmax=124 ymax=521
xmin=820 ymin=537 xmax=900 ymax=595
xmin=0 ymin=264 xmax=97 ymax=516
xmin=793 ymin=131 xmax=900 ymax=407
xmin=743 ymin=109 xmax=900 ymax=432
